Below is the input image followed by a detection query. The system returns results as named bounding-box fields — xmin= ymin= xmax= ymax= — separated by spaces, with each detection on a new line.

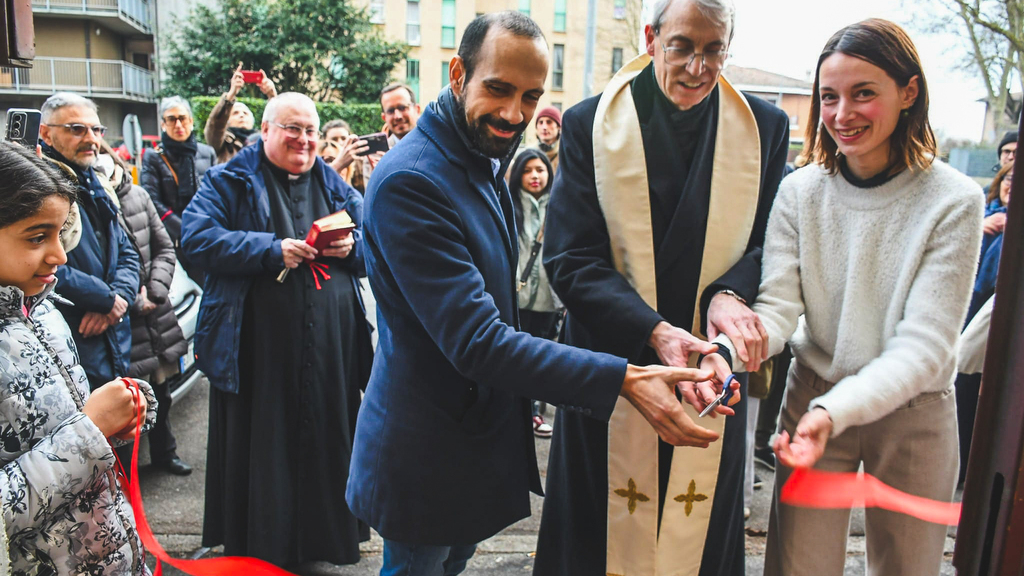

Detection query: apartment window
xmin=441 ymin=0 xmax=456 ymax=48
xmin=369 ymin=0 xmax=385 ymax=24
xmin=518 ymin=0 xmax=530 ymax=17
xmin=552 ymin=102 xmax=562 ymax=111
xmin=552 ymin=44 xmax=564 ymax=91
xmin=554 ymin=0 xmax=566 ymax=32
xmin=406 ymin=0 xmax=421 ymax=46
xmin=614 ymin=0 xmax=626 ymax=19
xmin=611 ymin=47 xmax=623 ymax=74
xmin=442 ymin=61 xmax=450 ymax=87
xmin=406 ymin=59 xmax=420 ymax=101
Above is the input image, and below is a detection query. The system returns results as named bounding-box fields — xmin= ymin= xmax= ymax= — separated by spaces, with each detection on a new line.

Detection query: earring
xmin=901 ymin=109 xmax=909 ymax=118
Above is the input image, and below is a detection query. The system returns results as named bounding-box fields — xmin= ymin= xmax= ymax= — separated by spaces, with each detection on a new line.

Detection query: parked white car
xmin=166 ymin=261 xmax=203 ymax=402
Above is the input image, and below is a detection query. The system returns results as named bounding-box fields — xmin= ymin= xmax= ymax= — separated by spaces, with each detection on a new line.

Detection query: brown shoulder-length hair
xmin=988 ymin=163 xmax=1013 ymax=204
xmin=800 ymin=19 xmax=936 ymax=176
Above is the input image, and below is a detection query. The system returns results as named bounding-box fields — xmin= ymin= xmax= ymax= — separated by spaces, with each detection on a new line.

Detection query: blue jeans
xmin=380 ymin=539 xmax=477 ymax=576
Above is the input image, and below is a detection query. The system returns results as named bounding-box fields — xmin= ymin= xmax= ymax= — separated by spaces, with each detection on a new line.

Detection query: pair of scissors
xmin=698 ymin=373 xmax=737 ymax=418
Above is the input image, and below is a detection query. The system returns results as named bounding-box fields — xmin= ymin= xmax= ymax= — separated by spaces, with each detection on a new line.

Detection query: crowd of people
xmin=0 ymin=0 xmax=1017 ymax=574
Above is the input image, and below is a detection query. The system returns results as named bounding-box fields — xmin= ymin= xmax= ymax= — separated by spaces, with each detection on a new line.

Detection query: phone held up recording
xmin=5 ymin=109 xmax=41 ymax=149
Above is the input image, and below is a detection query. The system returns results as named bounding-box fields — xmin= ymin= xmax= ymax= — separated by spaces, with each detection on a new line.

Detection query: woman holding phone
xmin=703 ymin=19 xmax=983 ymax=575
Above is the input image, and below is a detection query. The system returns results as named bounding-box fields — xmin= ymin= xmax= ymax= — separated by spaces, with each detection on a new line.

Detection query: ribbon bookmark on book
xmin=115 ymin=378 xmax=299 ymax=576
xmin=780 ymin=467 xmax=962 ymax=526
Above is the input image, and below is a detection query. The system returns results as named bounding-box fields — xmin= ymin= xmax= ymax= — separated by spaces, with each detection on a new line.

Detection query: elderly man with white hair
xmin=533 ymin=0 xmax=791 ymax=574
xmin=182 ymin=92 xmax=373 ymax=569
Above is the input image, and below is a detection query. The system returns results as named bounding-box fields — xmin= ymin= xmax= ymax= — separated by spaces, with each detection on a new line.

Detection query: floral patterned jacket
xmin=0 ymin=282 xmax=157 ymax=575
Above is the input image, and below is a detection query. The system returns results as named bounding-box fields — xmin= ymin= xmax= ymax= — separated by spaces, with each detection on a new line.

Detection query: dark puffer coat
xmin=140 ymin=141 xmax=216 ymax=242
xmin=109 ymin=164 xmax=188 ymax=377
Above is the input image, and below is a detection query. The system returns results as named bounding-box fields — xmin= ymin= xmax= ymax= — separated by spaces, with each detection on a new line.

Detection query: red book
xmin=304 ymin=209 xmax=355 ymax=262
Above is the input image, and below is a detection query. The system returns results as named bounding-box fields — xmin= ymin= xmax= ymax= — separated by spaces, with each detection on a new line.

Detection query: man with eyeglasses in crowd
xmin=39 ymin=92 xmax=141 ymax=395
xmin=533 ymin=0 xmax=790 ymax=574
xmin=380 ymin=83 xmax=421 ymax=147
xmin=182 ymin=92 xmax=374 ymax=569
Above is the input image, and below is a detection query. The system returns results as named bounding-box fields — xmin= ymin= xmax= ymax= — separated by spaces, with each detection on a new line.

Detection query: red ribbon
xmin=116 ymin=378 xmax=299 ymax=576
xmin=780 ymin=468 xmax=962 ymax=526
xmin=308 ymin=261 xmax=331 ymax=291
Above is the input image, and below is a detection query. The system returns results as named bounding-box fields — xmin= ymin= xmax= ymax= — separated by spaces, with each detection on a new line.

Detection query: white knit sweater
xmin=717 ymin=160 xmax=984 ymax=436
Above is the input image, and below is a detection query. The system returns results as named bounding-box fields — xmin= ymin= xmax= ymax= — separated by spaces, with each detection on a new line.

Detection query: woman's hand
xmin=774 ymin=407 xmax=833 ymax=469
xmin=258 ymin=69 xmax=277 ymax=98
xmin=983 ymin=212 xmax=1006 ymax=235
xmin=330 ymin=134 xmax=369 ymax=173
xmin=83 ymin=379 xmax=146 ymax=438
xmin=679 ymin=353 xmax=741 ymax=418
xmin=226 ymin=63 xmax=245 ymax=100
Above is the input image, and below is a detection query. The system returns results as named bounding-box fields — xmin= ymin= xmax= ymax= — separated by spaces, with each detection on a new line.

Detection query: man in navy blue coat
xmin=347 ymin=12 xmax=732 ymax=575
xmin=40 ymin=93 xmax=140 ymax=389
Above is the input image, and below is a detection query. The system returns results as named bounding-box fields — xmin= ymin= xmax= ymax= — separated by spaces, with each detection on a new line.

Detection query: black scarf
xmin=228 ymin=126 xmax=256 ymax=147
xmin=160 ymin=131 xmax=199 ymax=206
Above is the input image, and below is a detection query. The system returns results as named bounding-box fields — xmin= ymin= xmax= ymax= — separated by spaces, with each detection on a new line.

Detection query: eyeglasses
xmin=384 ymin=104 xmax=411 ymax=116
xmin=1004 ymin=174 xmax=1014 ymax=184
xmin=45 ymin=123 xmax=107 ymax=137
xmin=660 ymin=43 xmax=729 ymax=71
xmin=163 ymin=115 xmax=191 ymax=125
xmin=270 ymin=122 xmax=320 ymax=139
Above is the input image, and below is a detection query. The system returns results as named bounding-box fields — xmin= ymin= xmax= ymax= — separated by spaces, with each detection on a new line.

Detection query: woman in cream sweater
xmin=706 ymin=19 xmax=983 ymax=576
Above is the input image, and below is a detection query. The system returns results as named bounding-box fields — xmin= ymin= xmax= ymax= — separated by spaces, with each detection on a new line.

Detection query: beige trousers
xmin=763 ymin=361 xmax=958 ymax=576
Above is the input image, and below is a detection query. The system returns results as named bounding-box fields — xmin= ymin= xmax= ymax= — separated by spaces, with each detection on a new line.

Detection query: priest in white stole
xmin=534 ymin=1 xmax=790 ymax=575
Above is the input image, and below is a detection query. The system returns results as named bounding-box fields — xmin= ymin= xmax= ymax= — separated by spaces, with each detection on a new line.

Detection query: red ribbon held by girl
xmin=780 ymin=467 xmax=962 ymax=526
xmin=116 ymin=378 xmax=299 ymax=576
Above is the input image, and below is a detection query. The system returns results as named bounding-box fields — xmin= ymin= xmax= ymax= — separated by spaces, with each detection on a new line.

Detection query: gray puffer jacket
xmin=0 ymin=283 xmax=157 ymax=575
xmin=110 ymin=165 xmax=188 ymax=377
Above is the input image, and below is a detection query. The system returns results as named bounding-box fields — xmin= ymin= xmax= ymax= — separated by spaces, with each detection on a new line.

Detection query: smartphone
xmin=240 ymin=70 xmax=265 ymax=84
xmin=5 ymin=108 xmax=41 ymax=148
xmin=357 ymin=132 xmax=390 ymax=156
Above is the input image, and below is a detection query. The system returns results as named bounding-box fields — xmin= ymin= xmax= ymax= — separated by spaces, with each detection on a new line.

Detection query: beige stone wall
xmin=35 ymin=19 xmax=87 ymax=58
xmin=89 ymin=23 xmax=123 ymax=61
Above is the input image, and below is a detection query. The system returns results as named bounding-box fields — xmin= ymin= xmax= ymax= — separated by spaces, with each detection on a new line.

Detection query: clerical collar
xmin=838 ymin=156 xmax=902 ymax=189
xmin=260 ymin=148 xmax=311 ymax=186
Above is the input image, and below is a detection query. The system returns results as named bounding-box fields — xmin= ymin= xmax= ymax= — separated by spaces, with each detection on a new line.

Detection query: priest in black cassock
xmin=182 ymin=92 xmax=373 ymax=568
xmin=534 ymin=0 xmax=790 ymax=574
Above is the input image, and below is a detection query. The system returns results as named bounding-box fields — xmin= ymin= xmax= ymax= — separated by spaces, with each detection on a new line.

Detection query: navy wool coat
xmin=346 ymin=94 xmax=627 ymax=546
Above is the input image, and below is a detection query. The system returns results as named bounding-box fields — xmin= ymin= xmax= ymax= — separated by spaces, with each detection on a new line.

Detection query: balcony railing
xmin=32 ymin=0 xmax=152 ymax=34
xmin=0 ymin=57 xmax=155 ymax=102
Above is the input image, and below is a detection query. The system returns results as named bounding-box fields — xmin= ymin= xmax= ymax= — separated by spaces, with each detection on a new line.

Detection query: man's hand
xmin=330 ymin=134 xmax=369 ymax=173
xmin=226 ymin=63 xmax=244 ymax=100
xmin=620 ymin=364 xmax=720 ymax=447
xmin=774 ymin=407 xmax=832 ymax=469
xmin=322 ymin=234 xmax=355 ymax=259
xmin=707 ymin=292 xmax=768 ymax=372
xmin=679 ymin=353 xmax=741 ymax=418
xmin=281 ymin=238 xmax=318 ymax=268
xmin=137 ymin=286 xmax=158 ymax=316
xmin=258 ymin=69 xmax=277 ymax=98
xmin=79 ymin=312 xmax=112 ymax=337
xmin=983 ymin=212 xmax=1007 ymax=236
xmin=647 ymin=321 xmax=717 ymax=368
xmin=105 ymin=294 xmax=128 ymax=324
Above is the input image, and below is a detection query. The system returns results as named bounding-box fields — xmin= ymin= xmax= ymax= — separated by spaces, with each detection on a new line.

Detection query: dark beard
xmin=454 ymin=90 xmax=526 ymax=159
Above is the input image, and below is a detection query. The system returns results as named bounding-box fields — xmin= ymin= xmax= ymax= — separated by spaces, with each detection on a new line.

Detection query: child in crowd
xmin=0 ymin=141 xmax=156 ymax=575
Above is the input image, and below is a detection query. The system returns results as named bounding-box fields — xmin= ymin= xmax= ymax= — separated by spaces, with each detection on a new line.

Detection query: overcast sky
xmin=644 ymin=0 xmax=1006 ymax=143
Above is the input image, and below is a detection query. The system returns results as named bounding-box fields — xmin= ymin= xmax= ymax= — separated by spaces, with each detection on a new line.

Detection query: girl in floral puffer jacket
xmin=0 ymin=141 xmax=157 ymax=575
